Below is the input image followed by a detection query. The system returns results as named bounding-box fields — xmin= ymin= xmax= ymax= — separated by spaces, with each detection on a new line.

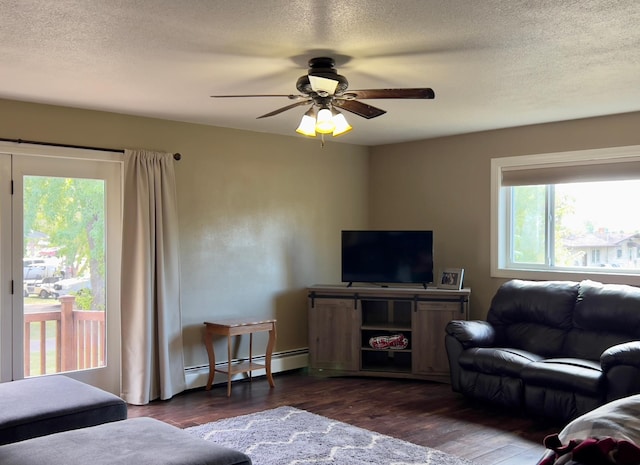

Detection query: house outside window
xmin=491 ymin=145 xmax=640 ymax=278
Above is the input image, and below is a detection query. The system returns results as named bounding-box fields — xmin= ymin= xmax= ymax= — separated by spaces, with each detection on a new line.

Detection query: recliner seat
xmin=445 ymin=279 xmax=640 ymax=422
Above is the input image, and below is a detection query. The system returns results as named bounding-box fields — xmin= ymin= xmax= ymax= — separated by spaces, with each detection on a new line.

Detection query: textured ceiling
xmin=1 ymin=1 xmax=639 ymax=146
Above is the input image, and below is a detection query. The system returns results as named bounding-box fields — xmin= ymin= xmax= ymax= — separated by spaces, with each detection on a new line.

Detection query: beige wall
xmin=370 ymin=111 xmax=640 ymax=318
xmin=0 ymin=98 xmax=370 ymax=371
xmin=4 ymin=96 xmax=640 ymax=370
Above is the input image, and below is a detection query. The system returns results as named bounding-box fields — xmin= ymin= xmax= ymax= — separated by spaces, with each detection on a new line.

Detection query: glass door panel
xmin=23 ymin=175 xmax=107 ymax=376
xmin=2 ymin=146 xmax=122 ymax=394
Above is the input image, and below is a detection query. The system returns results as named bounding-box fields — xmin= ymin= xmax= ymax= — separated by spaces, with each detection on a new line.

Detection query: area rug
xmin=185 ymin=405 xmax=479 ymax=465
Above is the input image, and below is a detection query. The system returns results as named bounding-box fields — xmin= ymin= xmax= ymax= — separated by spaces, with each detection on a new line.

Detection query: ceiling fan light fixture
xmin=331 ymin=109 xmax=352 ymax=137
xmin=315 ymin=106 xmax=335 ymax=134
xmin=214 ymin=56 xmax=435 ymax=142
xmin=309 ymin=75 xmax=339 ymax=95
xmin=296 ymin=108 xmax=317 ymax=137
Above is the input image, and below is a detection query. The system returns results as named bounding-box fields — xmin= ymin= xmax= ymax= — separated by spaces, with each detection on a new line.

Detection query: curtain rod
xmin=0 ymin=137 xmax=182 ymax=160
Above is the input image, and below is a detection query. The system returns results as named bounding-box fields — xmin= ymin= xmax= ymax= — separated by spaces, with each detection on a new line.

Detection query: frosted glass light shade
xmin=331 ymin=111 xmax=352 ymax=136
xmin=315 ymin=107 xmax=335 ymax=134
xmin=309 ymin=75 xmax=339 ymax=95
xmin=296 ymin=110 xmax=316 ymax=136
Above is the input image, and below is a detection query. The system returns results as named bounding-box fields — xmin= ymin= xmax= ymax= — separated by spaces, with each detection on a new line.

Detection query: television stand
xmin=307 ymin=284 xmax=470 ymax=383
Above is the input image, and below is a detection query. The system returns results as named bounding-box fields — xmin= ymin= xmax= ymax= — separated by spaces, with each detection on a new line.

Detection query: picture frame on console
xmin=437 ymin=268 xmax=464 ymax=290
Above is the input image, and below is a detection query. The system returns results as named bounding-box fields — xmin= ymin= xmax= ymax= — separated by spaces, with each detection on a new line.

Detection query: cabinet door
xmin=412 ymin=301 xmax=466 ymax=379
xmin=308 ymin=298 xmax=359 ymax=371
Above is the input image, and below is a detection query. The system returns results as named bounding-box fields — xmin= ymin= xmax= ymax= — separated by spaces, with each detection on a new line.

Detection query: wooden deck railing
xmin=24 ymin=295 xmax=105 ymax=376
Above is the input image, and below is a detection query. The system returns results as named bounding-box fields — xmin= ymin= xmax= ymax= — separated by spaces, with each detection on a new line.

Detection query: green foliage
xmin=23 ymin=176 xmax=105 ymax=309
xmin=73 ymin=288 xmax=95 ymax=311
xmin=554 ymin=190 xmax=577 ymax=266
xmin=512 ymin=185 xmax=546 ymax=264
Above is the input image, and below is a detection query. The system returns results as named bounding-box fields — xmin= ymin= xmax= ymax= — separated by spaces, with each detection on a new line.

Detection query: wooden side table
xmin=203 ymin=317 xmax=277 ymax=397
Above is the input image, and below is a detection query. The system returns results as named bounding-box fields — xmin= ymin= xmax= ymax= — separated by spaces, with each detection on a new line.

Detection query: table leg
xmin=265 ymin=322 xmax=276 ymax=388
xmin=249 ymin=333 xmax=254 ymax=383
xmin=226 ymin=333 xmax=233 ymax=397
xmin=204 ymin=329 xmax=216 ymax=391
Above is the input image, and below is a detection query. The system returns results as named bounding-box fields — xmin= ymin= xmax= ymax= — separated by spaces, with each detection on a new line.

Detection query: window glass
xmin=492 ymin=146 xmax=640 ymax=277
xmin=559 ymin=180 xmax=640 ymax=270
xmin=511 ymin=185 xmax=546 ymax=265
xmin=509 ymin=180 xmax=640 ymax=272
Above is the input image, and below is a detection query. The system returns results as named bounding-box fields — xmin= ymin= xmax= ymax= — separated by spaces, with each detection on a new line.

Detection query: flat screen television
xmin=341 ymin=230 xmax=434 ymax=286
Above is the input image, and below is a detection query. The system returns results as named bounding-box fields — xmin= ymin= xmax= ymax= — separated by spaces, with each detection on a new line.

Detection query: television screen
xmin=341 ymin=230 xmax=434 ymax=285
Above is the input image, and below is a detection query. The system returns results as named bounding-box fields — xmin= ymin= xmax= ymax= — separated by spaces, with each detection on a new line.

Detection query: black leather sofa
xmin=445 ymin=279 xmax=640 ymax=422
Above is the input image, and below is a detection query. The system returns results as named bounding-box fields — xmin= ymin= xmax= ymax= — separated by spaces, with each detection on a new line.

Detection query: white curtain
xmin=121 ymin=149 xmax=185 ymax=405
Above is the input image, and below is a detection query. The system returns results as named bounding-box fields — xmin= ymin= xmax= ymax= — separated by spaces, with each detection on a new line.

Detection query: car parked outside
xmin=52 ymin=277 xmax=91 ymax=299
xmin=23 ymin=264 xmax=60 ymax=297
xmin=34 ymin=276 xmax=63 ymax=298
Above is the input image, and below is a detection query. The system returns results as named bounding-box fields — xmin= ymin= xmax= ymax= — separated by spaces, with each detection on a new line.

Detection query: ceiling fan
xmin=211 ymin=57 xmax=435 ymax=138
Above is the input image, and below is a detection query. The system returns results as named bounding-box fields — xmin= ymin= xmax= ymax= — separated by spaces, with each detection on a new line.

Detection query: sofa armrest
xmin=601 ymin=341 xmax=640 ymax=402
xmin=445 ymin=320 xmax=496 ymax=349
xmin=601 ymin=341 xmax=640 ymax=371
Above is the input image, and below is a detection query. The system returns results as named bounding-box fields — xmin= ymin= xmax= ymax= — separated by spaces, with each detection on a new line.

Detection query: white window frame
xmin=491 ymin=145 xmax=640 ymax=281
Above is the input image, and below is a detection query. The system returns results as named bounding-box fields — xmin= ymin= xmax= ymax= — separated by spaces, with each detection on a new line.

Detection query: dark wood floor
xmin=127 ymin=369 xmax=561 ymax=465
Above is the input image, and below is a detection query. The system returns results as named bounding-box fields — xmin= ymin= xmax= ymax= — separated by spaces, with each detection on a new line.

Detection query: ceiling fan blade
xmin=256 ymin=100 xmax=312 ymax=119
xmin=309 ymin=75 xmax=339 ymax=95
xmin=347 ymin=88 xmax=435 ymax=99
xmin=335 ymin=100 xmax=386 ymax=119
xmin=211 ymin=94 xmax=306 ymax=100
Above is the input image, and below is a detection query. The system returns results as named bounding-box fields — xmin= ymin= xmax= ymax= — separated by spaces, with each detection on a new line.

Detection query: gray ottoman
xmin=0 ymin=375 xmax=127 ymax=445
xmin=0 ymin=417 xmax=252 ymax=465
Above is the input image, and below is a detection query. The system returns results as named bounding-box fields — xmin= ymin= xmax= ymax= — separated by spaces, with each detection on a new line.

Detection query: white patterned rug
xmin=185 ymin=405 xmax=479 ymax=465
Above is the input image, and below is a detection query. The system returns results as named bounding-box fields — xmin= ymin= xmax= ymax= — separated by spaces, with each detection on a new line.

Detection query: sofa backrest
xmin=487 ymin=279 xmax=640 ymax=361
xmin=564 ymin=280 xmax=640 ymax=360
xmin=487 ymin=279 xmax=579 ymax=357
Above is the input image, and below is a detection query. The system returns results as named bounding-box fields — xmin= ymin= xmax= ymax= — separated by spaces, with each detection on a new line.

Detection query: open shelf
xmin=214 ymin=361 xmax=265 ymax=376
xmin=361 ymin=349 xmax=412 ymax=372
xmin=361 ymin=299 xmax=414 ymax=372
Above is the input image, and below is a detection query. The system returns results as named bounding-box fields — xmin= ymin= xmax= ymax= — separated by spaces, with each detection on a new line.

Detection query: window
xmin=491 ymin=145 xmax=640 ymax=278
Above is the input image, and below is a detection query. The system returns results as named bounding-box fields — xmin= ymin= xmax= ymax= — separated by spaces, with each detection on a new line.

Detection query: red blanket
xmin=540 ymin=434 xmax=640 ymax=465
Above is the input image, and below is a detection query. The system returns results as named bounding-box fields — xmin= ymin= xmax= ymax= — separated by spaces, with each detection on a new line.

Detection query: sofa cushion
xmin=0 ymin=417 xmax=252 ymax=465
xmin=0 ymin=375 xmax=127 ymax=445
xmin=575 ymin=281 xmax=640 ymax=336
xmin=521 ymin=358 xmax=604 ymax=395
xmin=459 ymin=347 xmax=543 ymax=377
xmin=487 ymin=280 xmax=579 ymax=357
xmin=563 ymin=280 xmax=640 ymax=360
xmin=525 ymin=384 xmax=602 ymax=423
xmin=564 ymin=329 xmax=634 ymax=362
xmin=460 ymin=370 xmax=524 ymax=409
